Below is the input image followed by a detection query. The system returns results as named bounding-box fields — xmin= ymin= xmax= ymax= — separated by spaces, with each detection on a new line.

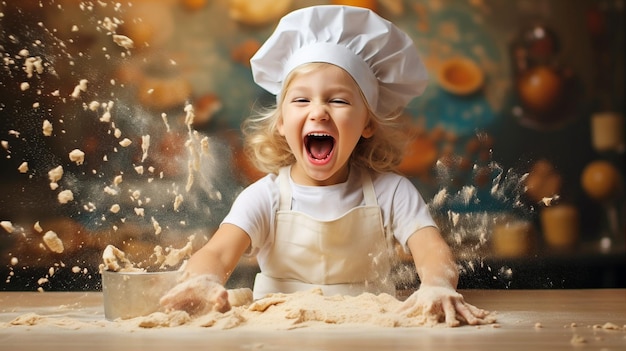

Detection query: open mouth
xmin=304 ymin=133 xmax=335 ymax=161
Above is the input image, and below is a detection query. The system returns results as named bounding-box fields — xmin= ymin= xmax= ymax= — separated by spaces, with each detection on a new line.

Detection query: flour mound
xmin=133 ymin=288 xmax=441 ymax=330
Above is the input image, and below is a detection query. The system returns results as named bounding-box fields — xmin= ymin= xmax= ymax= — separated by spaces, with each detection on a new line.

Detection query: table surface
xmin=1 ymin=289 xmax=625 ymax=351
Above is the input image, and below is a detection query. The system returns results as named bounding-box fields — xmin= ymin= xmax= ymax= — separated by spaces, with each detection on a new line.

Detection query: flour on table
xmin=137 ymin=288 xmax=469 ymax=330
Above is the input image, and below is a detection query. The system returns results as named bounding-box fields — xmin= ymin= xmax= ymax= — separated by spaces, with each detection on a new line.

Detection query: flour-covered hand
xmin=397 ymin=285 xmax=493 ymax=327
xmin=160 ymin=274 xmax=231 ymax=315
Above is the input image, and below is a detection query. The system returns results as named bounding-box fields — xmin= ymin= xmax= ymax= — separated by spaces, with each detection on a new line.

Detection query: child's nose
xmin=308 ymin=103 xmax=329 ymax=121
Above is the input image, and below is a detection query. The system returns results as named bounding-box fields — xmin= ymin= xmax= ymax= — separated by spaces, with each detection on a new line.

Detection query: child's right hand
xmin=159 ymin=274 xmax=231 ymax=315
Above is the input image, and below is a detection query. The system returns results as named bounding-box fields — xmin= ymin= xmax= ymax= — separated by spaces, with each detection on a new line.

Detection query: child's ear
xmin=277 ymin=117 xmax=286 ymax=136
xmin=361 ymin=120 xmax=375 ymax=138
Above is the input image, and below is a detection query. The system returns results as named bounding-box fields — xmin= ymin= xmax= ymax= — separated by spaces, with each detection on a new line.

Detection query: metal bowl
xmin=101 ymin=270 xmax=182 ymax=320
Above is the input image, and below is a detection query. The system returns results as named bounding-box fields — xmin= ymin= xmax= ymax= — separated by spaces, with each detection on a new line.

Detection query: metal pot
xmin=101 ymin=270 xmax=182 ymax=320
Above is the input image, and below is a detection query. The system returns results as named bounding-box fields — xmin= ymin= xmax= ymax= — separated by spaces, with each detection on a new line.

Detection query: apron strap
xmin=360 ymin=170 xmax=378 ymax=207
xmin=278 ymin=167 xmax=292 ymax=211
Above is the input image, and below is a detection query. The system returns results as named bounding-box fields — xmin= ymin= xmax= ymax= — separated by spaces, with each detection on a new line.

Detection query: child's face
xmin=278 ymin=64 xmax=373 ymax=186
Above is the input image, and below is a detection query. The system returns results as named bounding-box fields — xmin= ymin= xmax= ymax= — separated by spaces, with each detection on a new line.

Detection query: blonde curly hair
xmin=242 ymin=63 xmax=411 ymax=175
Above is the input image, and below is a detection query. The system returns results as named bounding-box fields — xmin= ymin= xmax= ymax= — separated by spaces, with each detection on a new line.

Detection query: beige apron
xmin=253 ymin=167 xmax=395 ymax=299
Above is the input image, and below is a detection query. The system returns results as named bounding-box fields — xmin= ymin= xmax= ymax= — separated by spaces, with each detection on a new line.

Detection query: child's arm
xmin=184 ymin=223 xmax=252 ymax=283
xmin=160 ymin=223 xmax=251 ymax=315
xmin=408 ymin=226 xmax=459 ymax=288
xmin=401 ymin=226 xmax=492 ymax=326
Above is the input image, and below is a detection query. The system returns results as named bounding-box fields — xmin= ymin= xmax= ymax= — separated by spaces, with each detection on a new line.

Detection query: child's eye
xmin=292 ymin=98 xmax=309 ymax=103
xmin=330 ymin=99 xmax=349 ymax=104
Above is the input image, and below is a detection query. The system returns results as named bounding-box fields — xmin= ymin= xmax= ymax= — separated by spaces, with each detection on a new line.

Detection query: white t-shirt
xmin=222 ymin=167 xmax=437 ymax=255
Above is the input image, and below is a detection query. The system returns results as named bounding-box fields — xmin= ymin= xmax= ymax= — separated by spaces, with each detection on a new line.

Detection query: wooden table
xmin=1 ymin=289 xmax=625 ymax=351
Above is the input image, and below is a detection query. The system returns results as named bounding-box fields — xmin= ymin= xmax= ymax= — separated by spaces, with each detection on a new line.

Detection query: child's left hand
xmin=397 ymin=285 xmax=494 ymax=327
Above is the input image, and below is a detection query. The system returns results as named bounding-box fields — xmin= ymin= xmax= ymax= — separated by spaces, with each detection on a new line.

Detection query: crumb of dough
xmin=112 ymin=34 xmax=134 ymax=49
xmin=158 ymin=237 xmax=194 ymax=269
xmin=174 ymin=194 xmax=184 ymax=211
xmin=42 ymin=119 xmax=53 ymax=136
xmin=100 ymin=244 xmax=142 ymax=272
xmin=137 ymin=311 xmax=190 ymax=328
xmin=48 ymin=165 xmax=63 ymax=184
xmin=34 ymin=221 xmax=43 ymax=232
xmin=1 ymin=220 xmax=15 ymax=233
xmin=110 ymin=204 xmax=120 ymax=213
xmin=119 ymin=138 xmax=132 ymax=147
xmin=113 ymin=175 xmax=123 ymax=185
xmin=42 ymin=230 xmax=64 ymax=253
xmin=151 ymin=217 xmax=162 ymax=235
xmin=10 ymin=257 xmax=18 ymax=265
xmin=70 ymin=79 xmax=88 ymax=98
xmin=104 ymin=186 xmax=118 ymax=196
xmin=141 ymin=135 xmax=150 ymax=162
xmin=18 ymin=161 xmax=28 ymax=173
xmin=134 ymin=207 xmax=144 ymax=217
xmin=570 ymin=334 xmax=586 ymax=345
xmin=10 ymin=313 xmax=44 ymax=326
xmin=534 ymin=322 xmax=542 ymax=329
xmin=597 ymin=322 xmax=621 ymax=330
xmin=161 ymin=113 xmax=171 ymax=132
xmin=88 ymin=101 xmax=100 ymax=111
xmin=68 ymin=149 xmax=85 ymax=165
xmin=58 ymin=189 xmax=74 ymax=204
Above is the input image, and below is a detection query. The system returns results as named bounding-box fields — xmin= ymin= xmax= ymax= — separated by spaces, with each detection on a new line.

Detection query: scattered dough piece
xmin=141 ymin=135 xmax=150 ymax=162
xmin=134 ymin=208 xmax=144 ymax=217
xmin=58 ymin=189 xmax=74 ymax=204
xmin=69 ymin=149 xmax=85 ymax=165
xmin=570 ymin=334 xmax=586 ymax=345
xmin=18 ymin=161 xmax=28 ymax=173
xmin=100 ymin=244 xmax=140 ymax=272
xmin=112 ymin=34 xmax=134 ymax=49
xmin=42 ymin=120 xmax=53 ymax=136
xmin=159 ymin=239 xmax=194 ymax=269
xmin=71 ymin=79 xmax=88 ymax=98
xmin=42 ymin=231 xmax=64 ymax=253
xmin=48 ymin=165 xmax=64 ymax=184
xmin=137 ymin=311 xmax=190 ymax=328
xmin=1 ymin=220 xmax=15 ymax=233
xmin=174 ymin=194 xmax=183 ymax=211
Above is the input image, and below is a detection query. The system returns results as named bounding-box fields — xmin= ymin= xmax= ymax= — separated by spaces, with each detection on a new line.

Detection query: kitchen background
xmin=0 ymin=0 xmax=624 ymax=291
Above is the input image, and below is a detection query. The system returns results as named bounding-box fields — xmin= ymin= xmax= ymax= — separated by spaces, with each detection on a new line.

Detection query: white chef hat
xmin=250 ymin=5 xmax=428 ymax=117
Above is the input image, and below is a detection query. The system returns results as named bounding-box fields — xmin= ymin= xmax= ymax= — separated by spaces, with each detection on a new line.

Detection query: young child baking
xmin=160 ymin=5 xmax=490 ymax=326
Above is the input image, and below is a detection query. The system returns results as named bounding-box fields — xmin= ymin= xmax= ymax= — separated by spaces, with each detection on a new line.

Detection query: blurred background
xmin=0 ymin=0 xmax=624 ymax=291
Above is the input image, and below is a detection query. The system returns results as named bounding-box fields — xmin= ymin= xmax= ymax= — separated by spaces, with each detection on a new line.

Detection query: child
xmin=160 ymin=5 xmax=490 ymax=326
